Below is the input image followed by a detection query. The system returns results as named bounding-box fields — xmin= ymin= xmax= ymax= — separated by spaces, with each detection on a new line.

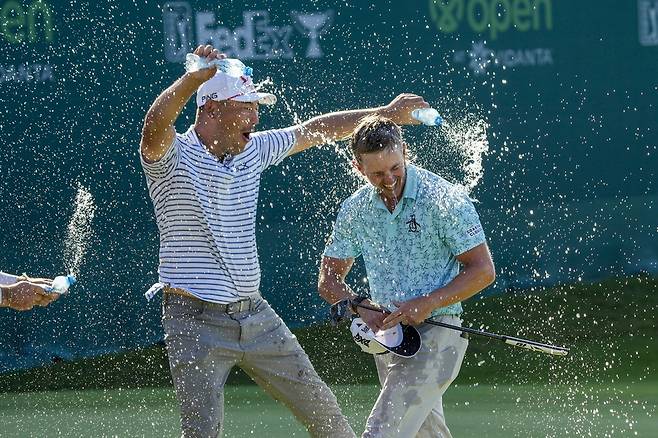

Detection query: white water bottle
xmin=46 ymin=274 xmax=77 ymax=294
xmin=184 ymin=54 xmax=253 ymax=77
xmin=411 ymin=108 xmax=443 ymax=126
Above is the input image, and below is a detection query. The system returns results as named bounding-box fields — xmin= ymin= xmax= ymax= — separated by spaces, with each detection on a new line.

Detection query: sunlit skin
xmin=355 ymin=144 xmax=407 ymax=212
xmin=0 ymin=276 xmax=56 ymax=311
xmin=195 ymin=99 xmax=260 ymax=159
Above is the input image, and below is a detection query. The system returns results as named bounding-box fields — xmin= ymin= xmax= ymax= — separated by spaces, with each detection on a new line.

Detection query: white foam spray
xmin=64 ymin=183 xmax=96 ymax=277
xmin=442 ymin=116 xmax=490 ymax=193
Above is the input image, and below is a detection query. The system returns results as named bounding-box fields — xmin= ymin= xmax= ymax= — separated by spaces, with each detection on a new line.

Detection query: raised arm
xmin=140 ymin=45 xmax=223 ymax=163
xmin=289 ymin=93 xmax=429 ymax=156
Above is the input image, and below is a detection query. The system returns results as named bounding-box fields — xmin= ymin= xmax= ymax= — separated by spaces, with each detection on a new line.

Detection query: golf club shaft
xmin=353 ymin=302 xmax=569 ymax=357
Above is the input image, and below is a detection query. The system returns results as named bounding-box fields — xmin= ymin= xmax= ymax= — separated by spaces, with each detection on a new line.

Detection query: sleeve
xmin=140 ymin=137 xmax=180 ymax=180
xmin=439 ymin=190 xmax=487 ymax=256
xmin=323 ymin=202 xmax=362 ymax=260
xmin=251 ymin=127 xmax=297 ymax=172
xmin=0 ymin=271 xmax=18 ymax=285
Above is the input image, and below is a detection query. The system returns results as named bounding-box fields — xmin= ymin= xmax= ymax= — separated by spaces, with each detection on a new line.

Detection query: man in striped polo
xmin=140 ymin=44 xmax=428 ymax=437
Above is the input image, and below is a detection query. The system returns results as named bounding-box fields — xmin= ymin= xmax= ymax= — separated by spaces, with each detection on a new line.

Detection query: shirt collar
xmin=369 ymin=163 xmax=419 ymax=209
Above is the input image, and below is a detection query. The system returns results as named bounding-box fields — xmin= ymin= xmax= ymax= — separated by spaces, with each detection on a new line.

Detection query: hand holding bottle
xmin=45 ymin=274 xmax=77 ymax=295
xmin=185 ymin=45 xmax=225 ymax=82
xmin=0 ymin=274 xmax=57 ymax=311
xmin=380 ymin=94 xmax=430 ymax=125
xmin=411 ymin=108 xmax=443 ymax=126
xmin=185 ymin=54 xmax=253 ymax=77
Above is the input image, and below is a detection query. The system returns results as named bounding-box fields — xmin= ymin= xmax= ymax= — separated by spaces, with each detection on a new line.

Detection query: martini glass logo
xmin=293 ymin=11 xmax=333 ymax=58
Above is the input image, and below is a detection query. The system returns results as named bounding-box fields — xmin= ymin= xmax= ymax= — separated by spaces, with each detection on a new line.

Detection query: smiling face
xmin=350 ymin=115 xmax=408 ymax=203
xmin=356 ymin=144 xmax=407 ymax=201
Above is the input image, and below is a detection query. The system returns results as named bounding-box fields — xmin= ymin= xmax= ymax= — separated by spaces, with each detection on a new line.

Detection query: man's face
xmin=355 ymin=144 xmax=407 ymax=201
xmin=211 ymin=99 xmax=260 ymax=152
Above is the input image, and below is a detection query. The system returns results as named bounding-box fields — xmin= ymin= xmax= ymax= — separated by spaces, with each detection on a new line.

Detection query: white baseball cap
xmin=196 ymin=70 xmax=277 ymax=107
xmin=350 ymin=317 xmax=422 ymax=358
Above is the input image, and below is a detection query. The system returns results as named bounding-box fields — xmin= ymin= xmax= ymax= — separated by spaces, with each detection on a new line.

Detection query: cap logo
xmin=201 ymin=92 xmax=218 ymax=103
xmin=353 ymin=333 xmax=371 ymax=347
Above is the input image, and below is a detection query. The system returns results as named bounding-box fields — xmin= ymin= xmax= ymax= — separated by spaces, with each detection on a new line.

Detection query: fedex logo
xmin=163 ymin=2 xmax=333 ymax=62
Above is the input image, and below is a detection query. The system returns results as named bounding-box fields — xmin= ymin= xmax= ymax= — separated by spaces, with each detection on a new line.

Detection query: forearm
xmin=426 ymin=263 xmax=495 ymax=311
xmin=318 ymin=276 xmax=357 ymax=305
xmin=291 ymin=93 xmax=426 ymax=154
xmin=292 ymin=107 xmax=385 ymax=155
xmin=143 ymin=73 xmax=203 ymax=132
xmin=302 ymin=108 xmax=382 ymax=143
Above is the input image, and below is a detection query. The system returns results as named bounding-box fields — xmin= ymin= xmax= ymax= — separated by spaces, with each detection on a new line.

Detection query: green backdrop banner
xmin=1 ymin=0 xmax=656 ymax=371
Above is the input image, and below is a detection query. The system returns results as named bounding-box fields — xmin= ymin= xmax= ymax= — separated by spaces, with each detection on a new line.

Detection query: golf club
xmin=335 ymin=300 xmax=569 ymax=357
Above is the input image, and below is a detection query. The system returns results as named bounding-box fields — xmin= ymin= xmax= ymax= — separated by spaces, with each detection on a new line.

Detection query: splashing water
xmin=442 ymin=116 xmax=490 ymax=193
xmin=267 ymin=79 xmax=354 ymax=164
xmin=412 ymin=111 xmax=490 ymax=196
xmin=63 ymin=184 xmax=96 ymax=277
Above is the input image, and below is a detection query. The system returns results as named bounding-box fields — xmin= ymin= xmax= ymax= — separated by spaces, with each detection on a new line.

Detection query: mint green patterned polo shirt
xmin=324 ymin=164 xmax=487 ymax=317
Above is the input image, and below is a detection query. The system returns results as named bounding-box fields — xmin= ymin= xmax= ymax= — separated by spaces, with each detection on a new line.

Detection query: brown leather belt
xmin=164 ymin=287 xmax=197 ymax=299
xmin=164 ymin=287 xmax=260 ymax=314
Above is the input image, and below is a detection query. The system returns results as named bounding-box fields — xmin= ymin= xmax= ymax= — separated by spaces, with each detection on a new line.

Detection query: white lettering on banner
xmin=196 ymin=11 xmax=294 ymax=59
xmin=453 ymin=41 xmax=553 ymax=74
xmin=639 ymin=0 xmax=658 ymax=46
xmin=0 ymin=64 xmax=54 ymax=83
xmin=163 ymin=2 xmax=193 ymax=62
xmin=162 ymin=2 xmax=333 ymax=62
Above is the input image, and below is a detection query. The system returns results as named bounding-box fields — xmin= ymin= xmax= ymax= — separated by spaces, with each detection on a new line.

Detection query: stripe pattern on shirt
xmin=141 ymin=126 xmax=295 ymax=303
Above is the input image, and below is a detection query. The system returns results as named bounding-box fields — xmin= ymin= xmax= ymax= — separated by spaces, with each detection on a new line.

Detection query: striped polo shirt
xmin=141 ymin=125 xmax=296 ymax=303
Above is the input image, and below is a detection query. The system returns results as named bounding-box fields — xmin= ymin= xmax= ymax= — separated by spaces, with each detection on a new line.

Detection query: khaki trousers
xmin=363 ymin=316 xmax=468 ymax=438
xmin=163 ymin=293 xmax=356 ymax=438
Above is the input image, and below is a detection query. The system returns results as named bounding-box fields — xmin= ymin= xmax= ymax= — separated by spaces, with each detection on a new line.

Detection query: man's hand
xmin=381 ymin=295 xmax=434 ymax=330
xmin=379 ymin=93 xmax=430 ymax=126
xmin=355 ymin=300 xmax=387 ymax=332
xmin=2 ymin=280 xmax=57 ymax=311
xmin=188 ymin=45 xmax=225 ymax=82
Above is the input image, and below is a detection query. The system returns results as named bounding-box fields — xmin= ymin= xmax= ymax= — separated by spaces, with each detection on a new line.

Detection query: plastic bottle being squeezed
xmin=184 ymin=54 xmax=253 ymax=77
xmin=46 ymin=274 xmax=77 ymax=295
xmin=411 ymin=108 xmax=443 ymax=127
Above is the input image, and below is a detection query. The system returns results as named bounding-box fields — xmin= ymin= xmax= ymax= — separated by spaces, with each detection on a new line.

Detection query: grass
xmin=0 ymin=382 xmax=656 ymax=437
xmin=3 ymin=275 xmax=655 ymax=392
xmin=0 ymin=276 xmax=656 ymax=436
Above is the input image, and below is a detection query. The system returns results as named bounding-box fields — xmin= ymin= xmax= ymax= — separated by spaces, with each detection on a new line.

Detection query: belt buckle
xmin=226 ymin=298 xmax=249 ymax=315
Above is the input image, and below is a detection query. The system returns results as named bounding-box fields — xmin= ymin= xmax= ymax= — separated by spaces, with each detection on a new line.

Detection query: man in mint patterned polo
xmin=318 ymin=115 xmax=495 ymax=437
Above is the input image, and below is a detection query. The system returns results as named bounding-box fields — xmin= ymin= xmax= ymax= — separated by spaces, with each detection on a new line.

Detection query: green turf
xmin=0 ymin=382 xmax=656 ymax=437
xmin=1 ymin=275 xmax=656 ymax=392
xmin=0 ymin=276 xmax=655 ymax=436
